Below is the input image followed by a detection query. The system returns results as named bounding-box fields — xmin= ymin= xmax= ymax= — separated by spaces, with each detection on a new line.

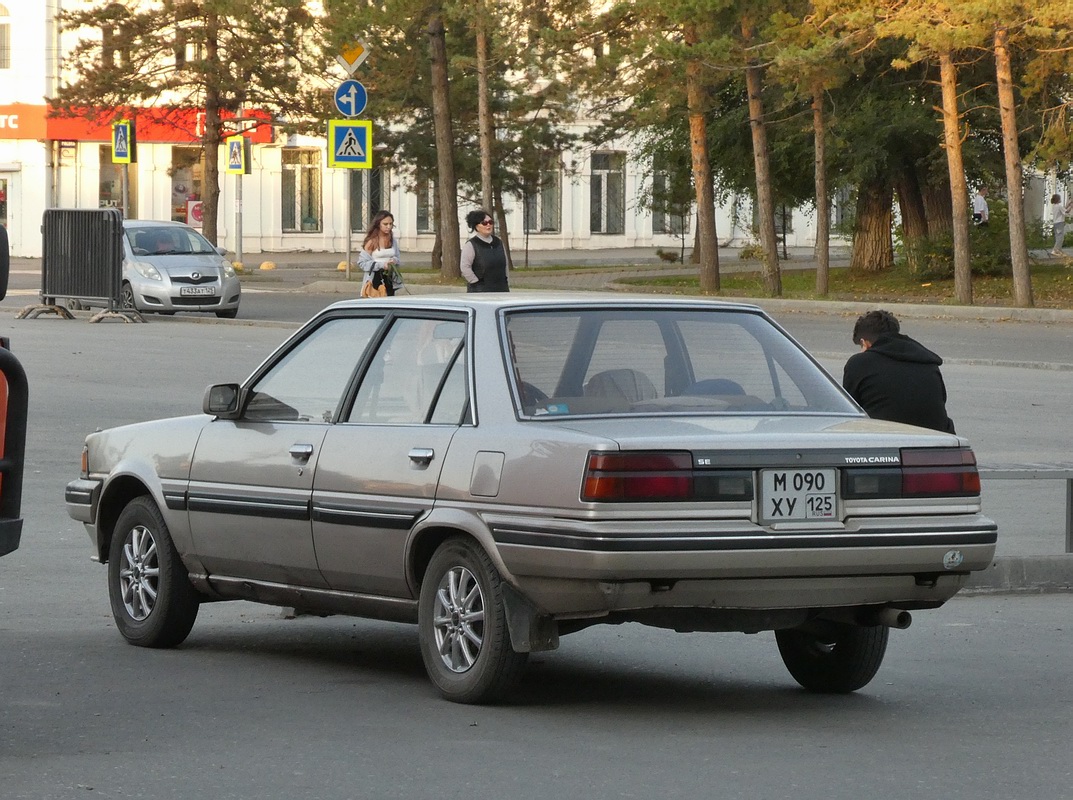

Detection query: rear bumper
xmin=487 ymin=512 xmax=997 ymax=615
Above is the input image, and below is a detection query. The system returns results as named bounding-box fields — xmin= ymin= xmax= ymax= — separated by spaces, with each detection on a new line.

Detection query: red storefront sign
xmin=0 ymin=104 xmax=272 ymax=143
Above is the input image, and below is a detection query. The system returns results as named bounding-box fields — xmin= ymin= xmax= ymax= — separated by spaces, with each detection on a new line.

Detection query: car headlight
xmin=222 ymin=262 xmax=236 ymax=279
xmin=131 ymin=261 xmax=162 ymax=281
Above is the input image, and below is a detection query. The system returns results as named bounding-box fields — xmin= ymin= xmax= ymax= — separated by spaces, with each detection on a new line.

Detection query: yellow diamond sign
xmin=336 ymin=40 xmax=370 ymax=75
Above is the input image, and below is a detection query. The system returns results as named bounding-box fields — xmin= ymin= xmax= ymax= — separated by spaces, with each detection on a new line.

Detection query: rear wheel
xmin=418 ymin=537 xmax=527 ymax=704
xmin=108 ymin=496 xmax=200 ymax=648
xmin=776 ymin=621 xmax=889 ymax=693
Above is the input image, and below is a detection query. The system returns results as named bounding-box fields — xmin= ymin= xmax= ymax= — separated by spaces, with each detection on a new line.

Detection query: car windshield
xmin=503 ymin=306 xmax=858 ymax=417
xmin=127 ymin=226 xmax=218 ymax=256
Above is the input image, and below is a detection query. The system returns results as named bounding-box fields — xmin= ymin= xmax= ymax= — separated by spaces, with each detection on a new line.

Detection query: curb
xmin=962 ymin=555 xmax=1073 ymax=594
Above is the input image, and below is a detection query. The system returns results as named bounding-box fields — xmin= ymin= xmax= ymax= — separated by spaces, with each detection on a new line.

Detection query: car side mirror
xmin=0 ymin=225 xmax=10 ymax=302
xmin=203 ymin=383 xmax=241 ymax=419
xmin=215 ymin=246 xmax=227 ymax=256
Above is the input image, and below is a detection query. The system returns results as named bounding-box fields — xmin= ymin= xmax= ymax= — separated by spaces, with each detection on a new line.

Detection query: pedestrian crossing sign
xmin=327 ymin=119 xmax=373 ymax=169
xmin=112 ymin=120 xmax=136 ymax=164
xmin=225 ymin=135 xmax=251 ymax=175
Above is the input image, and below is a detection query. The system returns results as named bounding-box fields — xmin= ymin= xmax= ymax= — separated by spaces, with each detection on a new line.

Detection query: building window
xmin=0 ymin=4 xmax=10 ymax=70
xmin=651 ymin=155 xmax=691 ymax=236
xmin=170 ymin=146 xmax=203 ymax=223
xmin=282 ymin=148 xmax=322 ymax=233
xmin=350 ymin=167 xmax=388 ymax=233
xmin=590 ymin=152 xmax=625 ymax=235
xmin=415 ymin=175 xmax=436 ymax=234
xmin=522 ymin=156 xmax=561 ymax=234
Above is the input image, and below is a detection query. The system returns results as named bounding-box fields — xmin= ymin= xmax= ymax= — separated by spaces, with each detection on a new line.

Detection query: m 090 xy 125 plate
xmin=760 ymin=468 xmax=837 ymax=523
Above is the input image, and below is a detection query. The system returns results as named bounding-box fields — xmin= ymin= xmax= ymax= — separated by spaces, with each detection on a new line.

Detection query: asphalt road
xmin=2 ymin=285 xmax=1072 ymax=799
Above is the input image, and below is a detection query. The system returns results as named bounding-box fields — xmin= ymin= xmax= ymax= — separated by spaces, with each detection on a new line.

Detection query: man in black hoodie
xmin=842 ymin=310 xmax=956 ymax=433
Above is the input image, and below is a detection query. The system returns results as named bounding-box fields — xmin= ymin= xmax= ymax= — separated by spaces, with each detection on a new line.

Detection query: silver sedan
xmin=65 ymin=295 xmax=996 ymax=703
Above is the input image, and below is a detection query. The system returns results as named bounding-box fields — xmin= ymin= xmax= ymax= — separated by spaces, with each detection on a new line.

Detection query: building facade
xmin=2 ymin=2 xmax=1056 ymax=261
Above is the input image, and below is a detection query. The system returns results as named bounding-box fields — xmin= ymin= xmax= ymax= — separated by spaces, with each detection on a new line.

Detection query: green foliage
xmin=900 ymin=201 xmax=1015 ymax=280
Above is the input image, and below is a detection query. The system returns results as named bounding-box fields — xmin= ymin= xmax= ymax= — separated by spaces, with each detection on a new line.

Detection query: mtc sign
xmin=0 ymin=104 xmax=46 ymax=139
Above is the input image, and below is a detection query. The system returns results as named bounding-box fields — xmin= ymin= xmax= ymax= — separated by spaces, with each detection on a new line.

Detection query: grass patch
xmin=617 ymin=259 xmax=1073 ymax=308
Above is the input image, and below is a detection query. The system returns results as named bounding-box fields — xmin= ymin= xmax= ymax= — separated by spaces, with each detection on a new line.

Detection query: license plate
xmin=760 ymin=468 xmax=837 ymax=523
xmin=179 ymin=286 xmax=216 ymax=296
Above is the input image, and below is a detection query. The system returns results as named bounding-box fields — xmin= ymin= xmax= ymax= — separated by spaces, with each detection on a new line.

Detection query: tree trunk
xmin=201 ymin=11 xmax=222 ymax=246
xmin=686 ymin=25 xmax=719 ymax=293
xmin=850 ymin=178 xmax=894 ymax=272
xmin=995 ymin=26 xmax=1033 ymax=307
xmin=922 ymin=175 xmax=953 ymax=235
xmin=476 ymin=18 xmax=494 ymax=211
xmin=895 ymin=165 xmax=928 ymax=272
xmin=939 ymin=51 xmax=972 ymax=305
xmin=742 ymin=18 xmax=780 ymax=296
xmin=428 ymin=10 xmax=461 ymax=279
xmin=493 ymin=185 xmax=513 ymax=270
xmin=812 ymin=82 xmax=829 ymax=296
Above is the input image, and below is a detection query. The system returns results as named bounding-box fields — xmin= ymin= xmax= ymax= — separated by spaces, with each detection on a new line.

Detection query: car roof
xmin=322 ymin=292 xmax=764 ymax=315
xmin=122 ymin=219 xmax=192 ymax=231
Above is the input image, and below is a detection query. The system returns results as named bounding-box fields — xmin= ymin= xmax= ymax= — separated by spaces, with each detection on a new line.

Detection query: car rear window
xmin=502 ymin=306 xmax=857 ymax=417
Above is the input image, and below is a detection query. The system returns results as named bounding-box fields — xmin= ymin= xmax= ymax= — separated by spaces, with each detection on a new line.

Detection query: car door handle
xmin=289 ymin=443 xmax=315 ymax=461
xmin=408 ymin=448 xmax=435 ymax=465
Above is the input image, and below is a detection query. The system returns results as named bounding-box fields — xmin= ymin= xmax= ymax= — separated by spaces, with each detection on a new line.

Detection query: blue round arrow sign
xmin=334 ymin=80 xmax=368 ymax=118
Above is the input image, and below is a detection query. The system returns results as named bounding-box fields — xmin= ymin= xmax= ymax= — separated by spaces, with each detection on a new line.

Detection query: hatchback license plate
xmin=180 ymin=286 xmax=216 ymax=296
xmin=760 ymin=468 xmax=837 ymax=522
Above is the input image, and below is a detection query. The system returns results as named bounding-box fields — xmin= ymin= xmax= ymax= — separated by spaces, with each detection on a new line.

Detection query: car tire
xmin=418 ymin=536 xmax=528 ymax=704
xmin=119 ymin=281 xmax=136 ymax=310
xmin=108 ymin=496 xmax=200 ymax=648
xmin=215 ymin=308 xmax=238 ymax=319
xmin=776 ymin=621 xmax=889 ymax=693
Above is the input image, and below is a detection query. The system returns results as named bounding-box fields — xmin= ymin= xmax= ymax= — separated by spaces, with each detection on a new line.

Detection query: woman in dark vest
xmin=460 ymin=209 xmax=509 ymax=292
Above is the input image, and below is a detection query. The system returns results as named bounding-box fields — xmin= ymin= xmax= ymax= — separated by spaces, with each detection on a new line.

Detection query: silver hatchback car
xmin=65 ymin=295 xmax=997 ymax=703
xmin=119 ymin=220 xmax=241 ymax=318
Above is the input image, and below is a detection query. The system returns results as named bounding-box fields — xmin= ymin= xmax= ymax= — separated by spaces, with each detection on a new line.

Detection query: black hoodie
xmin=842 ymin=333 xmax=955 ymax=433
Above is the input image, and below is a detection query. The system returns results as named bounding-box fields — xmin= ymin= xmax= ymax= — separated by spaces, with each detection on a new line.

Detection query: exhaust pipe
xmin=869 ymin=607 xmax=912 ymax=629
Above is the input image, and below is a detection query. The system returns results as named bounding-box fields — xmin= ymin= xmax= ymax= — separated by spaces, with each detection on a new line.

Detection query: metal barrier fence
xmin=41 ymin=208 xmax=124 ymax=308
xmin=980 ymin=464 xmax=1073 ymax=553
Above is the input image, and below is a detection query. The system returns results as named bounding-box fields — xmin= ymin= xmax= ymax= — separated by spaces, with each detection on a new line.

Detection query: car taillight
xmin=582 ymin=451 xmax=693 ymax=501
xmin=842 ymin=447 xmax=980 ymax=500
xmin=900 ymin=447 xmax=981 ymax=497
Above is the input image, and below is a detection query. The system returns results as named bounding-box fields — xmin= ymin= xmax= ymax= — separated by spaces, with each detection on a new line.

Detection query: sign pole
xmin=235 ymin=169 xmax=243 ymax=267
xmin=122 ymin=164 xmax=129 ymax=219
xmin=346 ymin=171 xmax=353 ymax=281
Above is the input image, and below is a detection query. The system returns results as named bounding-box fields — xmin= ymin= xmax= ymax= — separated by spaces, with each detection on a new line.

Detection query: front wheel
xmin=418 ymin=537 xmax=527 ymax=704
xmin=119 ymin=281 xmax=136 ymax=310
xmin=215 ymin=308 xmax=238 ymax=319
xmin=107 ymin=496 xmax=200 ymax=648
xmin=776 ymin=621 xmax=889 ymax=693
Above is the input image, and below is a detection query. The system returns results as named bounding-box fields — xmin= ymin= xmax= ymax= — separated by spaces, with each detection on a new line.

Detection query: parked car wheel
xmin=119 ymin=281 xmax=136 ymax=310
xmin=108 ymin=496 xmax=200 ymax=648
xmin=418 ymin=537 xmax=528 ymax=704
xmin=216 ymin=308 xmax=238 ymax=319
xmin=776 ymin=621 xmax=889 ymax=693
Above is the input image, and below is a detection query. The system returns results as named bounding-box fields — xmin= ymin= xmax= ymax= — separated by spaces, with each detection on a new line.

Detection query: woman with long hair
xmin=358 ymin=210 xmax=402 ymax=296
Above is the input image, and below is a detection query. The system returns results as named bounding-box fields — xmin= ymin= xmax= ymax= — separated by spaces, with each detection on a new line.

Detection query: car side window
xmin=245 ymin=316 xmax=382 ymax=423
xmin=348 ymin=318 xmax=466 ymax=424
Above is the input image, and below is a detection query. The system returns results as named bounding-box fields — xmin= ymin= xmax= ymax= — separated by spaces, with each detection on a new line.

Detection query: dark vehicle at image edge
xmin=65 ymin=294 xmax=998 ymax=703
